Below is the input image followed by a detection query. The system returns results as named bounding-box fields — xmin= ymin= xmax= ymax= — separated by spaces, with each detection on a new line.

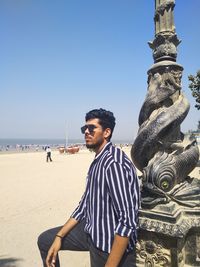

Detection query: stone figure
xmin=131 ymin=0 xmax=199 ymax=209
xmin=131 ymin=1 xmax=200 ymax=266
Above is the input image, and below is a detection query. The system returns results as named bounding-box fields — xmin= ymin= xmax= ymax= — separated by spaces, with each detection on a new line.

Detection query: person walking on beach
xmin=46 ymin=146 xmax=52 ymax=162
xmin=38 ymin=108 xmax=140 ymax=267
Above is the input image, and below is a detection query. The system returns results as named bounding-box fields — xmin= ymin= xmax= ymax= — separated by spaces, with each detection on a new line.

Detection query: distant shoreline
xmin=0 ymin=138 xmax=133 ymax=154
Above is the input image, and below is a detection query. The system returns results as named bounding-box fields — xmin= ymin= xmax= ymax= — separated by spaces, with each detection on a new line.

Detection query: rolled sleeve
xmin=115 ymin=223 xmax=133 ymax=237
xmin=70 ymin=189 xmax=88 ymax=221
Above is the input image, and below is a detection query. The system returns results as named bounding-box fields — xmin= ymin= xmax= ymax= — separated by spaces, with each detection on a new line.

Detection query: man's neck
xmin=94 ymin=140 xmax=109 ymax=156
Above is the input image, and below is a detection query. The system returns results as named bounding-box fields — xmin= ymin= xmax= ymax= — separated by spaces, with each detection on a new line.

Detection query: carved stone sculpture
xmin=131 ymin=1 xmax=200 ymax=266
xmin=131 ymin=1 xmax=200 ymax=209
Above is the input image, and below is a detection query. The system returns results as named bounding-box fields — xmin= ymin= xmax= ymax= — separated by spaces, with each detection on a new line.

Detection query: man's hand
xmin=45 ymin=217 xmax=78 ymax=266
xmin=46 ymin=237 xmax=62 ymax=267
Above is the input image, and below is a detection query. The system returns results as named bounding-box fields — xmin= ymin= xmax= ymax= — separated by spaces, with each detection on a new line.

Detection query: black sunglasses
xmin=81 ymin=124 xmax=97 ymax=134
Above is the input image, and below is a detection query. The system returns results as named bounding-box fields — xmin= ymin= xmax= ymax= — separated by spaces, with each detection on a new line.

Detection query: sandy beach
xmin=0 ymin=147 xmax=199 ymax=267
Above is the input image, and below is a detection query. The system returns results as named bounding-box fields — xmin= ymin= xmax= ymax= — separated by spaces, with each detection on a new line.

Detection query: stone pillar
xmin=131 ymin=1 xmax=200 ymax=266
xmin=155 ymin=0 xmax=175 ymax=35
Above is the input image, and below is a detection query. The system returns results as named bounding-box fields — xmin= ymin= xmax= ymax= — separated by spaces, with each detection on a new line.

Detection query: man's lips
xmin=85 ymin=135 xmax=92 ymax=142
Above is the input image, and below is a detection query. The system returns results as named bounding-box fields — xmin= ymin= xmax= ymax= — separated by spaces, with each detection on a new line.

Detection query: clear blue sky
xmin=1 ymin=0 xmax=199 ymax=141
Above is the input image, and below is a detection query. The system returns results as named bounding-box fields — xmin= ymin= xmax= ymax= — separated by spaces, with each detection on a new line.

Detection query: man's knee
xmin=37 ymin=230 xmax=51 ymax=252
xmin=38 ymin=227 xmax=62 ymax=251
xmin=37 ymin=232 xmax=45 ymax=251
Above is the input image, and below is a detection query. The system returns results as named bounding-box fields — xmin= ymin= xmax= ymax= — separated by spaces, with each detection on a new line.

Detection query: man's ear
xmin=104 ymin=128 xmax=111 ymax=140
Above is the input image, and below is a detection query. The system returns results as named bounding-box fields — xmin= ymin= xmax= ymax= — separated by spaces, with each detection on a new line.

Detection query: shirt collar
xmin=94 ymin=142 xmax=112 ymax=161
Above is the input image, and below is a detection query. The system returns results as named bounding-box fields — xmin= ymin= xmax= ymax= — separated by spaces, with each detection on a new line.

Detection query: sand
xmin=0 ymin=149 xmax=93 ymax=267
xmin=0 ymin=147 xmax=199 ymax=267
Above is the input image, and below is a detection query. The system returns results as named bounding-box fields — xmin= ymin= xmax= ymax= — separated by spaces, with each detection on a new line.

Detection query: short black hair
xmin=85 ymin=108 xmax=116 ymax=140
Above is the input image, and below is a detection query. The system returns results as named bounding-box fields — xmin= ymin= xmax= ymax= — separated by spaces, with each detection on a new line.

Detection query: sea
xmin=0 ymin=138 xmax=82 ymax=152
xmin=0 ymin=138 xmax=133 ymax=153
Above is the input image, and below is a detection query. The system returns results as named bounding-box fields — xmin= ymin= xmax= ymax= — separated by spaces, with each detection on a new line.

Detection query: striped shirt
xmin=71 ymin=142 xmax=140 ymax=253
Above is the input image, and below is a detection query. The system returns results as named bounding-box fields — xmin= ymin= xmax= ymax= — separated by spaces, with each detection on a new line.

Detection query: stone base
xmin=136 ymin=203 xmax=200 ymax=266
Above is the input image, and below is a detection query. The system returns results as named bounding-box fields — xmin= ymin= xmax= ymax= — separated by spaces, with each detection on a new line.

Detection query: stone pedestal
xmin=136 ymin=203 xmax=200 ymax=266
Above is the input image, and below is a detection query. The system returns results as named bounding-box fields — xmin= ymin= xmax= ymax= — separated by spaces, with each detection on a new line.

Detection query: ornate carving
xmin=131 ymin=62 xmax=200 ymax=208
xmin=155 ymin=0 xmax=175 ymax=17
xmin=148 ymin=33 xmax=181 ymax=62
xmin=139 ymin=217 xmax=200 ymax=238
xmin=141 ymin=152 xmax=200 ymax=208
xmin=136 ymin=239 xmax=170 ymax=266
xmin=133 ymin=1 xmax=200 ymax=266
xmin=155 ymin=0 xmax=175 ymax=30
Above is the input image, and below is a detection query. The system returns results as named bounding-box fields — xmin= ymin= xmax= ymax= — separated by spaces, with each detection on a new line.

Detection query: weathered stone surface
xmin=136 ymin=203 xmax=200 ymax=266
xmin=139 ymin=202 xmax=200 ymax=238
xmin=131 ymin=0 xmax=200 ymax=209
xmin=132 ymin=1 xmax=200 ymax=266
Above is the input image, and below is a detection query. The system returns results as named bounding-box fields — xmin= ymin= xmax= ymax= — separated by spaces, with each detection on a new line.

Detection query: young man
xmin=38 ymin=108 xmax=140 ymax=267
xmin=46 ymin=146 xmax=53 ymax=162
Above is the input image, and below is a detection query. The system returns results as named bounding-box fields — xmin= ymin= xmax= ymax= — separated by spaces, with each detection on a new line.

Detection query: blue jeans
xmin=37 ymin=220 xmax=136 ymax=267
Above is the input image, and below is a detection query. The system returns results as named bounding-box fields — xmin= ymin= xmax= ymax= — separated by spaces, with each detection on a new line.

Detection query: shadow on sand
xmin=0 ymin=256 xmax=22 ymax=267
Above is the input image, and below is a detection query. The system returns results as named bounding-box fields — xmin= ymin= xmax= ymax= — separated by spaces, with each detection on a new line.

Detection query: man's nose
xmin=85 ymin=128 xmax=90 ymax=134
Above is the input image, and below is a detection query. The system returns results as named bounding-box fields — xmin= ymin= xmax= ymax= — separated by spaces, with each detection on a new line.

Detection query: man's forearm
xmin=105 ymin=234 xmax=129 ymax=267
xmin=56 ymin=217 xmax=78 ymax=238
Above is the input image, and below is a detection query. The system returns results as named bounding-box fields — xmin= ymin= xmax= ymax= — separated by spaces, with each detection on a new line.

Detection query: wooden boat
xmin=65 ymin=146 xmax=79 ymax=154
xmin=58 ymin=146 xmax=65 ymax=154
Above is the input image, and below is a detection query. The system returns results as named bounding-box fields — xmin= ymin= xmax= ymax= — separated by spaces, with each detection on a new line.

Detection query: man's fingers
xmin=46 ymin=241 xmax=60 ymax=267
xmin=50 ymin=252 xmax=57 ymax=267
xmin=52 ymin=251 xmax=57 ymax=261
xmin=51 ymin=258 xmax=55 ymax=267
xmin=46 ymin=250 xmax=53 ymax=267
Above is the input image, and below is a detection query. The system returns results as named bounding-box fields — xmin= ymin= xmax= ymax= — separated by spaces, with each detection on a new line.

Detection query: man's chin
xmin=86 ymin=143 xmax=94 ymax=149
xmin=86 ymin=143 xmax=97 ymax=150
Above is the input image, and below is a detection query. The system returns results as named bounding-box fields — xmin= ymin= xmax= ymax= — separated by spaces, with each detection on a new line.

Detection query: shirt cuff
xmin=70 ymin=211 xmax=84 ymax=221
xmin=115 ymin=223 xmax=133 ymax=237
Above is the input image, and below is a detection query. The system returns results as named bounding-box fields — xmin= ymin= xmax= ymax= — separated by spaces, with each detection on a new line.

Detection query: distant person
xmin=38 ymin=108 xmax=140 ymax=267
xmin=46 ymin=147 xmax=52 ymax=162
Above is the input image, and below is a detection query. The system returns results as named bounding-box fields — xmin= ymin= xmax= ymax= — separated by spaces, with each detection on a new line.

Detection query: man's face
xmin=81 ymin=118 xmax=111 ymax=152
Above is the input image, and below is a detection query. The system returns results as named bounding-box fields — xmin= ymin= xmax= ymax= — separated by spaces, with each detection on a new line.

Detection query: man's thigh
xmin=88 ymin=238 xmax=108 ymax=267
xmin=38 ymin=220 xmax=89 ymax=252
xmin=88 ymin=237 xmax=136 ymax=267
xmin=119 ymin=250 xmax=136 ymax=267
xmin=61 ymin=220 xmax=89 ymax=251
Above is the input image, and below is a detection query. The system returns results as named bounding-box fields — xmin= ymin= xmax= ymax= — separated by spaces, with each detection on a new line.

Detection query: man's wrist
xmin=55 ymin=234 xmax=63 ymax=239
xmin=105 ymin=264 xmax=117 ymax=267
